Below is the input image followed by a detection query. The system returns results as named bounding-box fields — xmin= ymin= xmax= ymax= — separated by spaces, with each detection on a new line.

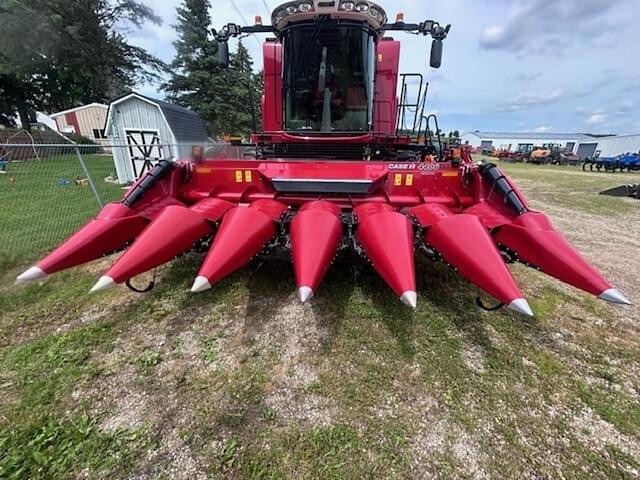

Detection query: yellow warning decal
xmin=405 ymin=174 xmax=414 ymax=186
xmin=394 ymin=174 xmax=403 ymax=186
xmin=195 ymin=167 xmax=214 ymax=174
xmin=378 ymin=53 xmax=383 ymax=62
xmin=442 ymin=171 xmax=459 ymax=178
xmin=244 ymin=170 xmax=253 ymax=182
xmin=235 ymin=170 xmax=243 ymax=183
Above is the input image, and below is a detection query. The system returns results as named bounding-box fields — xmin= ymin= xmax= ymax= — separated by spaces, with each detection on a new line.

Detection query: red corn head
xmin=16 ymin=203 xmax=147 ymax=283
xmin=91 ymin=199 xmax=232 ymax=291
xmin=494 ymin=212 xmax=630 ymax=305
xmin=412 ymin=204 xmax=531 ymax=316
xmin=355 ymin=203 xmax=417 ymax=308
xmin=191 ymin=200 xmax=287 ymax=292
xmin=290 ymin=201 xmax=343 ymax=302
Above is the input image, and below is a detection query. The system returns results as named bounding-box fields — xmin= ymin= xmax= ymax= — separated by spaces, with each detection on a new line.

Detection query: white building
xmin=462 ymin=130 xmax=640 ymax=159
xmin=104 ymin=93 xmax=210 ymax=183
xmin=589 ymin=133 xmax=640 ymax=158
xmin=461 ymin=131 xmax=593 ymax=154
xmin=50 ymin=103 xmax=109 ymax=145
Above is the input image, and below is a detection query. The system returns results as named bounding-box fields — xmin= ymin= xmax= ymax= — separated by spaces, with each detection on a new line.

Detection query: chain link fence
xmin=0 ymin=142 xmax=250 ymax=269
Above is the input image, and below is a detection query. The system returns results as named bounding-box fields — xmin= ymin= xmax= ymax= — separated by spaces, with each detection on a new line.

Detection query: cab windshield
xmin=283 ymin=23 xmax=375 ymax=133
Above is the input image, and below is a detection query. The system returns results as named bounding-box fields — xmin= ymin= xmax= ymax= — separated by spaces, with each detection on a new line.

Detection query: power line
xmin=229 ymin=0 xmax=262 ymax=47
xmin=229 ymin=0 xmax=251 ymax=25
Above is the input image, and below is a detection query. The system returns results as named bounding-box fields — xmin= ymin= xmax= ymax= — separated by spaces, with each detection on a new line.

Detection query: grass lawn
xmin=1 ymin=161 xmax=639 ymax=479
xmin=0 ymin=153 xmax=123 ymax=269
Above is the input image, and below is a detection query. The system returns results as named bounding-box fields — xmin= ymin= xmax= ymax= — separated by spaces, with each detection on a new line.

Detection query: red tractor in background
xmin=17 ymin=1 xmax=631 ymax=316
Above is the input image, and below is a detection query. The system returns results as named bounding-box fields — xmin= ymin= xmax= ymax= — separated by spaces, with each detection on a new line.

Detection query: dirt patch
xmin=461 ymin=343 xmax=486 ymax=374
xmin=101 ymin=391 xmax=148 ymax=432
xmin=132 ymin=430 xmax=208 ymax=480
xmin=572 ymin=407 xmax=640 ymax=462
xmin=411 ymin=407 xmax=489 ymax=479
xmin=259 ymin=299 xmax=338 ymax=426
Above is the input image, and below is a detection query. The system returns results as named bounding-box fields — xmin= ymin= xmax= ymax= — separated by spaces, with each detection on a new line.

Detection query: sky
xmin=129 ymin=0 xmax=640 ymax=135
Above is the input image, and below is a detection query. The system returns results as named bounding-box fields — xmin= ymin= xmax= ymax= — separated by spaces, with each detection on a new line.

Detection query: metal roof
xmin=50 ymin=103 xmax=108 ymax=118
xmin=463 ymin=131 xmax=594 ymax=141
xmin=104 ymin=92 xmax=209 ymax=142
xmin=152 ymin=98 xmax=210 ymax=142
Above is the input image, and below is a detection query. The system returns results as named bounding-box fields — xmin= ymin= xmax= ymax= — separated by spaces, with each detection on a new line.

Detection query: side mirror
xmin=218 ymin=41 xmax=230 ymax=67
xmin=430 ymin=39 xmax=443 ymax=68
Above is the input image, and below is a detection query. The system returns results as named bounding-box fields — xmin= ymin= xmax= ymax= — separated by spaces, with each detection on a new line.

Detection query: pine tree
xmin=224 ymin=41 xmax=263 ymax=136
xmin=163 ymin=0 xmax=263 ymax=137
xmin=163 ymin=0 xmax=214 ymax=114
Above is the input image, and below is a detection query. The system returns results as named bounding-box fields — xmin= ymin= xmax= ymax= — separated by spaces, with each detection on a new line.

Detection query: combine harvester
xmin=16 ymin=1 xmax=631 ymax=315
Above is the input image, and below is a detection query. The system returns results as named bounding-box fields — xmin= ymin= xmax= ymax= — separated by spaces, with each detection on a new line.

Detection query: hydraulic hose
xmin=122 ymin=160 xmax=176 ymax=208
xmin=479 ymin=163 xmax=528 ymax=215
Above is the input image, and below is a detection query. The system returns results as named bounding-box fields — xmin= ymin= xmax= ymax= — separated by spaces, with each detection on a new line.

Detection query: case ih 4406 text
xmin=17 ymin=1 xmax=631 ymax=316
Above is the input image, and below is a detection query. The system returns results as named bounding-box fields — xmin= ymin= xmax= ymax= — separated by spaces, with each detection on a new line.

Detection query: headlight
xmin=286 ymin=5 xmax=298 ymax=14
xmin=340 ymin=1 xmax=356 ymax=11
xmin=356 ymin=2 xmax=370 ymax=12
xmin=369 ymin=7 xmax=383 ymax=20
xmin=298 ymin=2 xmax=313 ymax=12
xmin=274 ymin=10 xmax=287 ymax=23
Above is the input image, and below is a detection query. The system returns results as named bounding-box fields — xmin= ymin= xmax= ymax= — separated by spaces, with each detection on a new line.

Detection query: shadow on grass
xmin=120 ymin=248 xmax=552 ymax=364
xmin=243 ymin=256 xmax=296 ymax=337
xmin=310 ymin=252 xmax=357 ymax=345
xmin=413 ymin=256 xmax=548 ymax=354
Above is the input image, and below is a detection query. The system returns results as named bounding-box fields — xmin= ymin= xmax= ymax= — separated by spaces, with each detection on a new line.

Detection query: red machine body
xmin=17 ymin=1 xmax=631 ymax=314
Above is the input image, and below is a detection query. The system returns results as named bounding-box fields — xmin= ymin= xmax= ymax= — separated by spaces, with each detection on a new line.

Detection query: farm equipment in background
xmin=529 ymin=147 xmax=580 ymax=166
xmin=502 ymin=151 xmax=530 ymax=163
xmin=529 ymin=148 xmax=553 ymax=165
xmin=482 ymin=145 xmax=495 ymax=156
xmin=489 ymin=150 xmax=511 ymax=160
xmin=490 ymin=150 xmax=529 ymax=163
xmin=617 ymin=153 xmax=640 ymax=172
xmin=15 ymin=1 xmax=632 ymax=316
xmin=583 ymin=153 xmax=640 ymax=172
xmin=600 ymin=184 xmax=640 ymax=200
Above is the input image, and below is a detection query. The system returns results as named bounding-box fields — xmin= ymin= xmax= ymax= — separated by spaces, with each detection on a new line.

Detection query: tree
xmin=163 ymin=0 xmax=219 ymax=132
xmin=223 ymin=41 xmax=263 ymax=136
xmin=163 ymin=0 xmax=263 ymax=137
xmin=0 ymin=0 xmax=166 ymax=127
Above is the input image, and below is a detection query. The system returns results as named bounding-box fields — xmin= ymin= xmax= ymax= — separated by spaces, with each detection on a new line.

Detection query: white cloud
xmin=497 ymin=90 xmax=566 ymax=112
xmin=533 ymin=125 xmax=553 ymax=133
xmin=129 ymin=0 xmax=640 ymax=134
xmin=586 ymin=114 xmax=607 ymax=125
xmin=479 ymin=0 xmax=631 ymax=53
xmin=480 ymin=26 xmax=505 ymax=47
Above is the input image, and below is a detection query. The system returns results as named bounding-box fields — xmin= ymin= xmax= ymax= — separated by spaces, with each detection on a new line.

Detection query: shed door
xmin=125 ymin=129 xmax=166 ymax=179
xmin=576 ymin=143 xmax=598 ymax=159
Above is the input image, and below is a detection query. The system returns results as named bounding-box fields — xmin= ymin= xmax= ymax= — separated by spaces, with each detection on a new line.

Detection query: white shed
xmin=105 ymin=92 xmax=210 ymax=183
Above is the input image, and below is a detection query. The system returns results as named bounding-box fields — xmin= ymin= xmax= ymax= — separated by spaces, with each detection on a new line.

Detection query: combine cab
xmin=17 ymin=1 xmax=631 ymax=315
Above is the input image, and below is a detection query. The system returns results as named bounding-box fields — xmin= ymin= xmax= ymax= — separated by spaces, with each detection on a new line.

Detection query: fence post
xmin=74 ymin=146 xmax=104 ymax=209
